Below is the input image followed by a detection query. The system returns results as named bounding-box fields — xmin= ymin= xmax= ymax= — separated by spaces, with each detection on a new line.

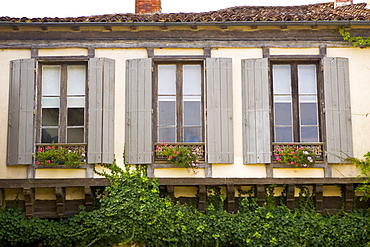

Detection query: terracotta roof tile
xmin=1 ymin=2 xmax=370 ymax=23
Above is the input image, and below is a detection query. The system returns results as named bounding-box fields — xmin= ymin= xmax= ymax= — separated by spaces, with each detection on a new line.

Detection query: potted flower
xmin=36 ymin=145 xmax=86 ymax=167
xmin=274 ymin=144 xmax=316 ymax=167
xmin=155 ymin=141 xmax=199 ymax=173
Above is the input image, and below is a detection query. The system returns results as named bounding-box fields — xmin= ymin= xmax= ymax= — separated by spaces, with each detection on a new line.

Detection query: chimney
xmin=135 ymin=0 xmax=161 ymax=14
xmin=334 ymin=0 xmax=353 ymax=8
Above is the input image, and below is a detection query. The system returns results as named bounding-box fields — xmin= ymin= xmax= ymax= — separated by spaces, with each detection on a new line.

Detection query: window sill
xmin=35 ymin=164 xmax=89 ymax=169
xmin=271 ymin=162 xmax=326 ymax=168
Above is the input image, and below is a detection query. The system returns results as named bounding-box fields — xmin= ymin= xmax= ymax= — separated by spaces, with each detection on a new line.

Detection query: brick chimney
xmin=135 ymin=0 xmax=161 ymax=14
xmin=334 ymin=0 xmax=353 ymax=8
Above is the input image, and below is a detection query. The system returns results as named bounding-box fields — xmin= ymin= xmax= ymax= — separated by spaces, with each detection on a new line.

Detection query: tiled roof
xmin=1 ymin=2 xmax=370 ymax=23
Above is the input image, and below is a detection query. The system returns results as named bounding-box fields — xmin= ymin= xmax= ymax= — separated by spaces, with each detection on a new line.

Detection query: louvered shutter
xmin=206 ymin=58 xmax=234 ymax=163
xmin=242 ymin=58 xmax=271 ymax=164
xmin=88 ymin=58 xmax=115 ymax=164
xmin=125 ymin=58 xmax=153 ymax=164
xmin=8 ymin=59 xmax=35 ymax=165
xmin=323 ymin=57 xmax=353 ymax=163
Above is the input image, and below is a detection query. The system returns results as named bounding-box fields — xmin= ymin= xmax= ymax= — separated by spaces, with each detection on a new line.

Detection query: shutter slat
xmin=88 ymin=57 xmax=115 ymax=164
xmin=206 ymin=58 xmax=234 ymax=163
xmin=324 ymin=57 xmax=353 ymax=163
xmin=8 ymin=59 xmax=35 ymax=165
xmin=242 ymin=58 xmax=271 ymax=164
xmin=125 ymin=58 xmax=152 ymax=164
xmin=102 ymin=58 xmax=115 ymax=164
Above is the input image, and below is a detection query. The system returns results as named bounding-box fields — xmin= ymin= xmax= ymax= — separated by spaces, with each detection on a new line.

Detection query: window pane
xmin=42 ymin=108 xmax=59 ymax=126
xmin=67 ymin=96 xmax=85 ymax=107
xmin=158 ymin=65 xmax=176 ymax=95
xmin=158 ymin=127 xmax=176 ymax=142
xmin=184 ymin=99 xmax=201 ymax=126
xmin=300 ymin=127 xmax=319 ymax=142
xmin=42 ymin=128 xmax=58 ymax=143
xmin=42 ymin=97 xmax=60 ymax=108
xmin=68 ymin=108 xmax=84 ymax=126
xmin=42 ymin=65 xmax=60 ymax=96
xmin=183 ymin=65 xmax=201 ymax=95
xmin=67 ymin=65 xmax=86 ymax=95
xmin=298 ymin=65 xmax=317 ymax=94
xmin=67 ymin=128 xmax=84 ymax=143
xmin=184 ymin=127 xmax=201 ymax=142
xmin=274 ymin=96 xmax=292 ymax=125
xmin=158 ymin=99 xmax=176 ymax=126
xmin=273 ymin=65 xmax=291 ymax=94
xmin=300 ymin=102 xmax=318 ymax=126
xmin=275 ymin=127 xmax=293 ymax=143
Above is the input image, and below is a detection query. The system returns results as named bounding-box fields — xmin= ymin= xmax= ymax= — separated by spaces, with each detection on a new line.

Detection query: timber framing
xmin=0 ymin=177 xmax=367 ymax=218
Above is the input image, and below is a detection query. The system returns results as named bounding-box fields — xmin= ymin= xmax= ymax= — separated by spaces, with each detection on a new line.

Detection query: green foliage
xmin=1 ymin=163 xmax=370 ymax=246
xmin=275 ymin=144 xmax=316 ymax=167
xmin=338 ymin=27 xmax=370 ymax=48
xmin=36 ymin=145 xmax=85 ymax=167
xmin=345 ymin=151 xmax=370 ymax=203
xmin=155 ymin=141 xmax=199 ymax=173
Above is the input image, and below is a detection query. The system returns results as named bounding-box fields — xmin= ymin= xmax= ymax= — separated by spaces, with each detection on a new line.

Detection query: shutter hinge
xmin=34 ymin=68 xmax=37 ymax=72
xmin=321 ymin=66 xmax=324 ymax=72
xmin=33 ymin=109 xmax=36 ymax=115
xmin=151 ymin=67 xmax=154 ymax=72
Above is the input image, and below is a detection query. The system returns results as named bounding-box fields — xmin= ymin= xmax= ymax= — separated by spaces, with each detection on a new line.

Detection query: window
xmin=37 ymin=63 xmax=87 ymax=144
xmin=272 ymin=62 xmax=321 ymax=143
xmin=154 ymin=62 xmax=203 ymax=143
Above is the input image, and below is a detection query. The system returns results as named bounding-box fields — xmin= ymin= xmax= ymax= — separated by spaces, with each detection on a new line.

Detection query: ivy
xmin=338 ymin=27 xmax=370 ymax=48
xmin=0 ymin=163 xmax=370 ymax=246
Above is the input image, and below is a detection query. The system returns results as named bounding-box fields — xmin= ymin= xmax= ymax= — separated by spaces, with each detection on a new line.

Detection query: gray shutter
xmin=88 ymin=58 xmax=115 ymax=164
xmin=323 ymin=57 xmax=353 ymax=163
xmin=242 ymin=58 xmax=271 ymax=164
xmin=206 ymin=58 xmax=234 ymax=163
xmin=8 ymin=59 xmax=35 ymax=165
xmin=125 ymin=58 xmax=152 ymax=164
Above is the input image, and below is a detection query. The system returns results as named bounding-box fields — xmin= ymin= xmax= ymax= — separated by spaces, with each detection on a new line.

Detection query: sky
xmin=0 ymin=0 xmax=365 ymax=18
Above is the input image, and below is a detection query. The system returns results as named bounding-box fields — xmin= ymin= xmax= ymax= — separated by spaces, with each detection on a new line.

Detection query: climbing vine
xmin=338 ymin=27 xmax=370 ymax=47
xmin=0 ymin=163 xmax=370 ymax=246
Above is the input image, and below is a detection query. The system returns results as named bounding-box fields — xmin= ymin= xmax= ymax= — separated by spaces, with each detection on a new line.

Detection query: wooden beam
xmin=55 ymin=187 xmax=65 ymax=217
xmin=227 ymin=184 xmax=235 ymax=212
xmin=315 ymin=184 xmax=323 ymax=214
xmin=344 ymin=184 xmax=354 ymax=213
xmin=286 ymin=184 xmax=295 ymax=210
xmin=23 ymin=188 xmax=35 ymax=218
xmin=256 ymin=185 xmax=265 ymax=207
xmin=84 ymin=186 xmax=93 ymax=212
xmin=198 ymin=185 xmax=206 ymax=213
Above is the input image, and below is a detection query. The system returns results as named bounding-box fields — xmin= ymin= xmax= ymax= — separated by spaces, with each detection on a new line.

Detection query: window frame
xmin=152 ymin=60 xmax=205 ymax=145
xmin=36 ymin=61 xmax=88 ymax=144
xmin=270 ymin=59 xmax=325 ymax=144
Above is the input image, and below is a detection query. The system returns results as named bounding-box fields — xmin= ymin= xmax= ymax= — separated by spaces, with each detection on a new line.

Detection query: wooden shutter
xmin=125 ymin=58 xmax=152 ymax=164
xmin=88 ymin=58 xmax=115 ymax=164
xmin=8 ymin=59 xmax=35 ymax=165
xmin=323 ymin=57 xmax=353 ymax=163
xmin=206 ymin=58 xmax=234 ymax=163
xmin=242 ymin=58 xmax=271 ymax=164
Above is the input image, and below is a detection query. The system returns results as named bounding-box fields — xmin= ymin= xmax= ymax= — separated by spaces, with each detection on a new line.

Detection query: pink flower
xmin=169 ymin=145 xmax=173 ymax=148
xmin=274 ymin=154 xmax=279 ymax=156
xmin=290 ymin=161 xmax=295 ymax=165
xmin=277 ymin=148 xmax=282 ymax=151
xmin=287 ymin=143 xmax=291 ymax=145
xmin=37 ymin=148 xmax=43 ymax=152
xmin=51 ymin=146 xmax=55 ymax=149
xmin=82 ymin=153 xmax=86 ymax=157
xmin=46 ymin=160 xmax=51 ymax=163
xmin=276 ymin=158 xmax=281 ymax=161
xmin=293 ymin=156 xmax=297 ymax=158
xmin=35 ymin=161 xmax=41 ymax=165
xmin=299 ymin=147 xmax=304 ymax=150
xmin=169 ymin=156 xmax=173 ymax=160
xmin=174 ymin=151 xmax=179 ymax=154
xmin=46 ymin=146 xmax=51 ymax=150
xmin=290 ymin=151 xmax=295 ymax=154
